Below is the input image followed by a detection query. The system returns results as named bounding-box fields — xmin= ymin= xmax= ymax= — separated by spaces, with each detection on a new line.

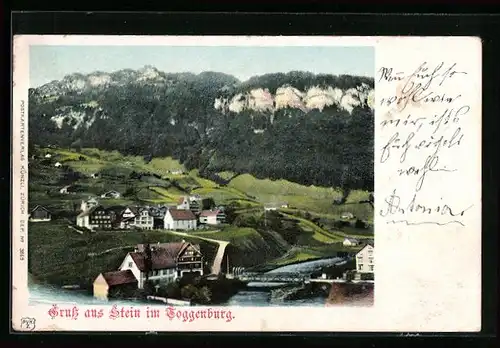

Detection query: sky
xmin=30 ymin=45 xmax=374 ymax=88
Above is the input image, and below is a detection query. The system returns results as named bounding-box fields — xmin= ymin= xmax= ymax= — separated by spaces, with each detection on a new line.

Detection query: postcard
xmin=11 ymin=35 xmax=481 ymax=332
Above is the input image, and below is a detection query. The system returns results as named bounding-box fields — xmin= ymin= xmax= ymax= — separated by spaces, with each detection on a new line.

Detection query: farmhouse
xmin=176 ymin=196 xmax=190 ymax=210
xmin=118 ymin=242 xmax=204 ymax=289
xmin=100 ymin=190 xmax=121 ymax=199
xmin=60 ymin=185 xmax=80 ymax=195
xmin=164 ymin=208 xmax=197 ymax=230
xmin=76 ymin=205 xmax=112 ymax=231
xmin=199 ymin=209 xmax=226 ymax=225
xmin=343 ymin=238 xmax=359 ymax=247
xmin=355 ymin=243 xmax=374 ymax=274
xmin=93 ymin=270 xmax=138 ymax=300
xmin=54 ymin=162 xmax=62 ymax=167
xmin=59 ymin=185 xmax=71 ymax=194
xmin=44 ymin=153 xmax=52 ymax=158
xmin=29 ymin=205 xmax=51 ymax=222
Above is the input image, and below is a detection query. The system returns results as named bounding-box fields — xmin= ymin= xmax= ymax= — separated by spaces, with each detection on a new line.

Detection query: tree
xmin=143 ymin=243 xmax=153 ymax=294
xmin=180 ymin=284 xmax=198 ymax=300
xmin=354 ymin=219 xmax=367 ymax=229
xmin=202 ymin=198 xmax=216 ymax=210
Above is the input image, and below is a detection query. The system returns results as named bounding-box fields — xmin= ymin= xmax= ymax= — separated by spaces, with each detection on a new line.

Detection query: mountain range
xmin=28 ymin=66 xmax=375 ymax=191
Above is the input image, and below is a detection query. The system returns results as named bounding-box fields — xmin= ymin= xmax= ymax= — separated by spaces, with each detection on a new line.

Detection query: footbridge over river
xmin=231 ymin=272 xmax=311 ymax=284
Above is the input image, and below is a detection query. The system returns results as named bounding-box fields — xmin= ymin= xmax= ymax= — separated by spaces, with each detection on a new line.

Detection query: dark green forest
xmin=28 ymin=69 xmax=374 ymax=191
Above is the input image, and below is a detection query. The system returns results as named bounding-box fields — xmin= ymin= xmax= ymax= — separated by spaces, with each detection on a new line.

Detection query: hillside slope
xmin=29 ymin=68 xmax=374 ymax=191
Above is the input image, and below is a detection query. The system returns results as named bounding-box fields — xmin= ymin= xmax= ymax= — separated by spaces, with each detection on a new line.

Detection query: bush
xmin=333 ymin=220 xmax=350 ymax=229
xmin=354 ymin=219 xmax=367 ymax=229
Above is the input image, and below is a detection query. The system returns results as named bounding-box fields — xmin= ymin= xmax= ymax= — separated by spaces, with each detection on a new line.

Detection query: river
xmin=29 ymin=257 xmax=346 ymax=307
xmin=221 ymin=256 xmax=345 ymax=307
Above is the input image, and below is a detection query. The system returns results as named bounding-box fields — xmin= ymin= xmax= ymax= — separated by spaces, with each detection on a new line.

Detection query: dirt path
xmin=87 ymin=245 xmax=135 ymax=257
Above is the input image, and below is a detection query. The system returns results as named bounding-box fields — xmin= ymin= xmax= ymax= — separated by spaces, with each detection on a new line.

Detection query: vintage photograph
xmin=26 ymin=44 xmax=375 ymax=308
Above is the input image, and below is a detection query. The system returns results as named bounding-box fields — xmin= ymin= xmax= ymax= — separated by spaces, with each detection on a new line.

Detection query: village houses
xmin=74 ymin=194 xmax=222 ymax=232
xmin=93 ymin=241 xmax=204 ymax=299
xmin=29 ymin=205 xmax=52 ymax=222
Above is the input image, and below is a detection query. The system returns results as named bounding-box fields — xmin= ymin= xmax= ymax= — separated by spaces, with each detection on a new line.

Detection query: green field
xmin=227 ymin=174 xmax=372 ymax=218
xmin=27 ymin=220 xmax=218 ymax=288
xmin=28 ymin=146 xmax=373 ymax=283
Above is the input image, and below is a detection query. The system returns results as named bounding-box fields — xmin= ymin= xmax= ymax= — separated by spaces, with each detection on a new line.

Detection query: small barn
xmin=28 ymin=205 xmax=52 ymax=222
xmin=343 ymin=238 xmax=359 ymax=247
xmin=341 ymin=212 xmax=355 ymax=219
xmin=93 ymin=270 xmax=138 ymax=300
xmin=100 ymin=190 xmax=121 ymax=199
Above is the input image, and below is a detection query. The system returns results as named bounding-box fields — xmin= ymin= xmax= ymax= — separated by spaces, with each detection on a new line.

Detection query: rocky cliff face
xmin=214 ymin=83 xmax=374 ymax=115
xmin=29 ymin=67 xmax=375 ymax=190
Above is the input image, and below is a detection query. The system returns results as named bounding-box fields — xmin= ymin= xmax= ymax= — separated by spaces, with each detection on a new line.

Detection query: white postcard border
xmin=12 ymin=35 xmax=482 ymax=332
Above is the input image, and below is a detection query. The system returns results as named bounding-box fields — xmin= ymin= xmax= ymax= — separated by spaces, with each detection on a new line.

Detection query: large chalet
xmin=116 ymin=242 xmax=204 ymax=289
xmin=76 ymin=205 xmax=112 ymax=230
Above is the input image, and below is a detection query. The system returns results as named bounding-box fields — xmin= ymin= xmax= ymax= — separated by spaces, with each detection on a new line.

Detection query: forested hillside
xmin=29 ymin=67 xmax=374 ymax=191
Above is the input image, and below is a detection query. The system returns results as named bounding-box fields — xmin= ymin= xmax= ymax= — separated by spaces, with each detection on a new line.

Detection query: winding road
xmin=167 ymin=230 xmax=229 ymax=275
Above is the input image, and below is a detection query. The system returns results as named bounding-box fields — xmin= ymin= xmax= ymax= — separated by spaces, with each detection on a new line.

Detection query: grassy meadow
xmin=28 ymin=146 xmax=373 ymax=286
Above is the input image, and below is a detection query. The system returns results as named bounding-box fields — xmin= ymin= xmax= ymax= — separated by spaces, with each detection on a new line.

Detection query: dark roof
xmin=168 ymin=208 xmax=196 ymax=221
xmin=136 ymin=242 xmax=201 ymax=259
xmin=137 ymin=242 xmax=185 ymax=257
xmin=30 ymin=205 xmax=51 ymax=214
xmin=128 ymin=250 xmax=177 ymax=271
xmin=101 ymin=270 xmax=137 ymax=286
xmin=126 ymin=206 xmax=140 ymax=216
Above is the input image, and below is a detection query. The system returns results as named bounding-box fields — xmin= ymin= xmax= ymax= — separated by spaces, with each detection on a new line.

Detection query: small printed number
xmin=20 ymin=317 xmax=36 ymax=331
